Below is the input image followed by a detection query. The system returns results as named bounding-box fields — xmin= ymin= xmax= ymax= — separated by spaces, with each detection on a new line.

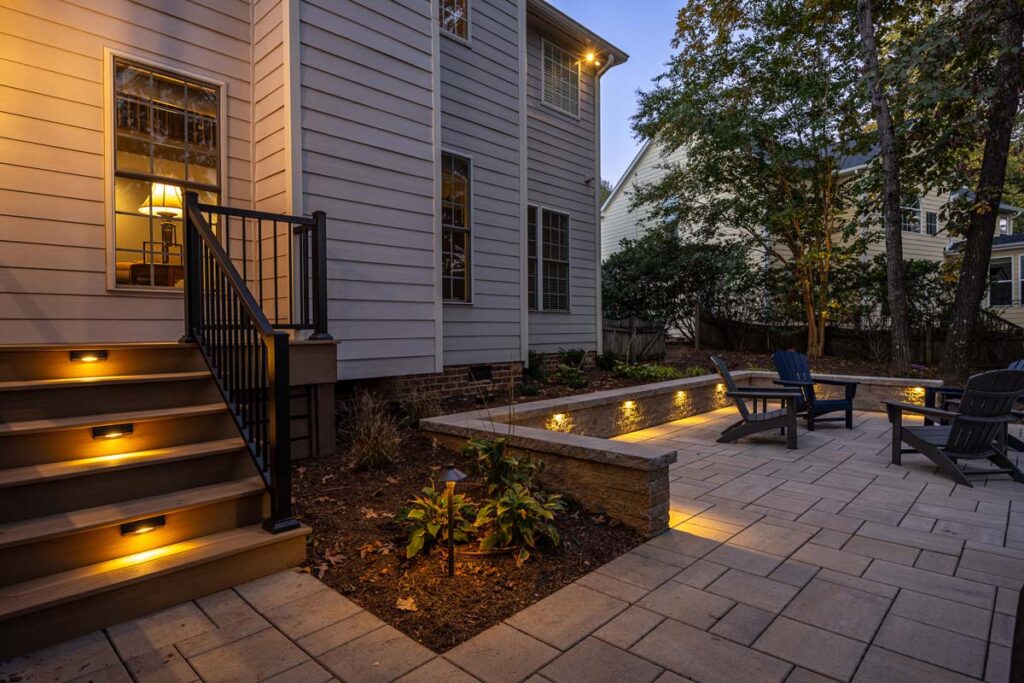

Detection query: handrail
xmin=182 ymin=191 xmax=298 ymax=533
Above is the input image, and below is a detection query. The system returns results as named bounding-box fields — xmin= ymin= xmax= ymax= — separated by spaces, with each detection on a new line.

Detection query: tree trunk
xmin=941 ymin=0 xmax=1024 ymax=377
xmin=856 ymin=0 xmax=912 ymax=373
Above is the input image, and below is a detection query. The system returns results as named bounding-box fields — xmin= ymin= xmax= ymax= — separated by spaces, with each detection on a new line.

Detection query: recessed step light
xmin=120 ymin=515 xmax=166 ymax=536
xmin=70 ymin=350 xmax=108 ymax=363
xmin=92 ymin=423 xmax=133 ymax=440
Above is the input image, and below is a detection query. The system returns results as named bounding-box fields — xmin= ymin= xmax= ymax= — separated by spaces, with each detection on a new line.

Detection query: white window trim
xmin=900 ymin=196 xmax=922 ymax=233
xmin=103 ymin=47 xmax=228 ymax=295
xmin=441 ymin=148 xmax=475 ymax=305
xmin=925 ymin=211 xmax=939 ymax=236
xmin=529 ymin=204 xmax=572 ymax=313
xmin=540 ymin=38 xmax=581 ymax=120
xmin=439 ymin=0 xmax=471 ymax=46
xmin=988 ymin=255 xmax=1013 ymax=307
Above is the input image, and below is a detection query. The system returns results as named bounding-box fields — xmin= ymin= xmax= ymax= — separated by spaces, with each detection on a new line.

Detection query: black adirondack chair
xmin=711 ymin=356 xmax=802 ymax=449
xmin=772 ymin=350 xmax=858 ymax=430
xmin=885 ymin=369 xmax=1024 ymax=487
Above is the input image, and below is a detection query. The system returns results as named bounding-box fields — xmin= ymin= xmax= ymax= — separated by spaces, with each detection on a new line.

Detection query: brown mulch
xmin=292 ymin=429 xmax=641 ymax=653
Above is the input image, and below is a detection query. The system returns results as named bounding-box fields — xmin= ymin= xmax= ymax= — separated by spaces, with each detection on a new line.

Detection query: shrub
xmin=555 ymin=364 xmax=588 ymax=389
xmin=594 ymin=349 xmax=619 ymax=371
xmin=525 ymin=351 xmax=548 ymax=380
xmin=398 ymin=484 xmax=477 ymax=558
xmin=463 ymin=437 xmax=541 ymax=493
xmin=516 ymin=382 xmax=541 ymax=396
xmin=558 ymin=348 xmax=587 ymax=368
xmin=345 ymin=392 xmax=402 ymax=470
xmin=613 ymin=361 xmax=684 ymax=382
xmin=476 ymin=484 xmax=565 ymax=566
xmin=682 ymin=364 xmax=708 ymax=377
xmin=397 ymin=394 xmax=443 ymax=426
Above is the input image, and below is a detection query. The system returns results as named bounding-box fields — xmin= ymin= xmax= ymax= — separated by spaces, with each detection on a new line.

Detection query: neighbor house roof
xmin=601 ymin=139 xmax=654 ymax=213
xmin=527 ymin=0 xmax=629 ymax=66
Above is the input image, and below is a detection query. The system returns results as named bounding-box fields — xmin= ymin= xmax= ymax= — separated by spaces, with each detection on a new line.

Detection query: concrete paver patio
xmin=2 ymin=408 xmax=1021 ymax=682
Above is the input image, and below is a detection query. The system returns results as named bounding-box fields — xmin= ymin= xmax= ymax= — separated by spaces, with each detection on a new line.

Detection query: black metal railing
xmin=193 ymin=200 xmax=330 ymax=339
xmin=181 ymin=191 xmax=300 ymax=533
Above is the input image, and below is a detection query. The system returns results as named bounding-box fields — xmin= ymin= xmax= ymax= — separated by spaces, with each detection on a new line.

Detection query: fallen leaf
xmin=321 ymin=474 xmax=335 ymax=483
xmin=386 ymin=476 xmax=399 ymax=485
xmin=325 ymin=551 xmax=345 ymax=565
xmin=361 ymin=507 xmax=380 ymax=519
xmin=395 ymin=596 xmax=418 ymax=612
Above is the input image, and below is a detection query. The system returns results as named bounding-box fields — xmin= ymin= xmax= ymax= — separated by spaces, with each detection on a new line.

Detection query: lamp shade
xmin=138 ymin=183 xmax=183 ymax=218
xmin=440 ymin=464 xmax=467 ymax=484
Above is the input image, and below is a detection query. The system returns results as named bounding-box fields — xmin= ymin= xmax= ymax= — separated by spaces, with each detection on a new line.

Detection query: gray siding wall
xmin=298 ymin=0 xmax=438 ymax=380
xmin=525 ymin=20 xmax=599 ymax=352
xmin=253 ymin=0 xmax=288 ymax=214
xmin=439 ymin=0 xmax=524 ymax=367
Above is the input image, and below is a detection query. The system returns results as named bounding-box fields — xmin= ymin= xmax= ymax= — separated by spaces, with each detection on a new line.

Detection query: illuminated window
xmin=440 ymin=0 xmax=469 ymax=40
xmin=112 ymin=57 xmax=220 ymax=288
xmin=543 ymin=40 xmax=580 ymax=117
xmin=442 ymin=153 xmax=471 ymax=301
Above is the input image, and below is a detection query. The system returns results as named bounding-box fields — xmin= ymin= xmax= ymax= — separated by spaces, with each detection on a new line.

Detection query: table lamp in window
xmin=138 ymin=183 xmax=183 ymax=264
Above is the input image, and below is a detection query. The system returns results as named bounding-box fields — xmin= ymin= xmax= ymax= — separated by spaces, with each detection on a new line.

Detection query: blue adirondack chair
xmin=772 ymin=350 xmax=858 ymax=430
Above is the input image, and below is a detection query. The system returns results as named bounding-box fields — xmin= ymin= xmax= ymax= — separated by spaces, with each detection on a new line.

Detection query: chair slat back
xmin=711 ymin=355 xmax=750 ymax=420
xmin=947 ymin=369 xmax=1024 ymax=455
xmin=772 ymin=350 xmax=816 ymax=404
xmin=1007 ymin=359 xmax=1024 ymax=371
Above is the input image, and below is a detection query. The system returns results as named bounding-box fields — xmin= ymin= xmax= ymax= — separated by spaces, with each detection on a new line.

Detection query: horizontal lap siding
xmin=525 ymin=21 xmax=597 ymax=353
xmin=862 ymin=189 xmax=951 ymax=262
xmin=0 ymin=0 xmax=252 ymax=344
xmin=440 ymin=0 xmax=523 ymax=366
xmin=299 ymin=0 xmax=437 ymax=379
xmin=253 ymin=0 xmax=288 ymax=213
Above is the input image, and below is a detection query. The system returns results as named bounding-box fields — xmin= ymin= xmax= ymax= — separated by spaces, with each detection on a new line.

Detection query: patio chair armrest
xmin=811 ymin=376 xmax=859 ymax=399
xmin=728 ymin=390 xmax=801 ymax=401
xmin=773 ymin=379 xmax=813 ymax=387
xmin=882 ymin=400 xmax=957 ymax=422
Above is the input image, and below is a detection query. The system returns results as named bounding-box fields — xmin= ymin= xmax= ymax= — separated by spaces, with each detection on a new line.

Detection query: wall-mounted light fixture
xmin=92 ymin=423 xmax=134 ymax=440
xmin=70 ymin=349 xmax=108 ymax=363
xmin=121 ymin=515 xmax=166 ymax=536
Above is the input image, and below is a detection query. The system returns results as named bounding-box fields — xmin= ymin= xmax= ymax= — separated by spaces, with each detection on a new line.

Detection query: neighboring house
xmin=0 ymin=0 xmax=625 ymax=657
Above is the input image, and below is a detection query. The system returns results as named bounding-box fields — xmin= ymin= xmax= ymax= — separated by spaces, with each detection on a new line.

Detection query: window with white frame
xmin=527 ymin=206 xmax=570 ymax=312
xmin=990 ymin=257 xmax=1012 ymax=306
xmin=542 ymin=40 xmax=580 ymax=117
xmin=439 ymin=0 xmax=469 ymax=40
xmin=926 ymin=211 xmax=938 ymax=236
xmin=900 ymin=196 xmax=921 ymax=233
xmin=999 ymin=217 xmax=1009 ymax=235
xmin=441 ymin=153 xmax=471 ymax=302
xmin=112 ymin=57 xmax=220 ymax=288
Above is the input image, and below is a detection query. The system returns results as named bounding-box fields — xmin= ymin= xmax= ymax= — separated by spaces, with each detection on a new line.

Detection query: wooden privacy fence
xmin=603 ymin=317 xmax=666 ymax=361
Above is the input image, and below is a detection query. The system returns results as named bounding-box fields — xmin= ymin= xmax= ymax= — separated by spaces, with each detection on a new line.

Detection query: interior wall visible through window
xmin=439 ymin=0 xmax=469 ymax=40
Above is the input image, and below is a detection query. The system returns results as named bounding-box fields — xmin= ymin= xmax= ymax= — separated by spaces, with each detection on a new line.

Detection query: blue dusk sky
xmin=547 ymin=0 xmax=681 ymax=186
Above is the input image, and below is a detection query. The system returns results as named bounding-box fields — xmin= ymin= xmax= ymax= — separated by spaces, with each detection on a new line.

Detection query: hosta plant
xmin=475 ymin=484 xmax=565 ymax=566
xmin=463 ymin=437 xmax=542 ymax=493
xmin=398 ymin=484 xmax=477 ymax=559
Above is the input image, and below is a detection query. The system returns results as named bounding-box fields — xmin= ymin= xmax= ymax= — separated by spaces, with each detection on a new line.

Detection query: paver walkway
xmin=2 ymin=409 xmax=1022 ymax=682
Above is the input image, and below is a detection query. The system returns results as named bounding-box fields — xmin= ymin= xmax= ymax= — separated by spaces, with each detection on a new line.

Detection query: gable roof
xmin=601 ymin=139 xmax=654 ymax=213
xmin=527 ymin=0 xmax=629 ymax=66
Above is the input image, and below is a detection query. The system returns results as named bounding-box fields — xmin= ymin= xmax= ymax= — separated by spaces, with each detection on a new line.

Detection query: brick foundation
xmin=352 ymin=361 xmax=524 ymax=401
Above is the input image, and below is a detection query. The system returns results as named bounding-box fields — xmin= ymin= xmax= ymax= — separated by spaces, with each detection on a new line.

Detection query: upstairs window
xmin=999 ymin=217 xmax=1009 ymax=235
xmin=900 ymin=196 xmax=921 ymax=233
xmin=441 ymin=153 xmax=471 ymax=302
xmin=925 ymin=211 xmax=938 ymax=235
xmin=990 ymin=257 xmax=1012 ymax=306
xmin=440 ymin=0 xmax=469 ymax=40
xmin=543 ymin=40 xmax=580 ymax=117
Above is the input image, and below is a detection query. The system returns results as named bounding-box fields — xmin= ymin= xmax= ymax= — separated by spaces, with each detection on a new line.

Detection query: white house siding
xmin=525 ymin=19 xmax=600 ymax=353
xmin=439 ymin=0 xmax=524 ymax=367
xmin=252 ymin=0 xmax=288 ymax=214
xmin=298 ymin=0 xmax=439 ymax=380
xmin=861 ymin=189 xmax=952 ymax=262
xmin=0 ymin=0 xmax=253 ymax=344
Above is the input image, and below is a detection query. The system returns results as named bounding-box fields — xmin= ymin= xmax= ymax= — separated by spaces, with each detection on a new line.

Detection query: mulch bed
xmin=292 ymin=429 xmax=641 ymax=653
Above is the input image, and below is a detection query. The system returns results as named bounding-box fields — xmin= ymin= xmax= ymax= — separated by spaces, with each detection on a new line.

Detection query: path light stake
xmin=441 ymin=464 xmax=467 ymax=578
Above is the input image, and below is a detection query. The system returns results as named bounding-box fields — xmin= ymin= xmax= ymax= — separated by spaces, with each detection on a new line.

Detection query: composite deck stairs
xmin=0 ymin=342 xmax=309 ymax=659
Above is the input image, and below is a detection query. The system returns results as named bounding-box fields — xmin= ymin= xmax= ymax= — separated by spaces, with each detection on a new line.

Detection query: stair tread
xmin=0 ymin=476 xmax=266 ymax=548
xmin=0 ymin=371 xmax=210 ymax=392
xmin=0 ymin=403 xmax=227 ymax=436
xmin=0 ymin=437 xmax=247 ymax=489
xmin=0 ymin=524 xmax=309 ymax=620
xmin=0 ymin=342 xmax=195 ymax=352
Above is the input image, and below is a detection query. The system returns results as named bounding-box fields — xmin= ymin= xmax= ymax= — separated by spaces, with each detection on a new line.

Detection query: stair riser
xmin=0 ymin=345 xmax=206 ymax=382
xmin=0 ymin=378 xmax=222 ymax=422
xmin=0 ymin=451 xmax=256 ymax=523
xmin=0 ymin=412 xmax=238 ymax=467
xmin=0 ymin=493 xmax=266 ymax=586
xmin=0 ymin=533 xmax=307 ymax=661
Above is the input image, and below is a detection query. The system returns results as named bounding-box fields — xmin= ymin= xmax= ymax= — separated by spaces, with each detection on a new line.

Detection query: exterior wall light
xmin=121 ymin=515 xmax=165 ymax=536
xmin=546 ymin=412 xmax=573 ymax=432
xmin=92 ymin=423 xmax=134 ymax=440
xmin=441 ymin=464 xmax=467 ymax=578
xmin=70 ymin=349 xmax=108 ymax=362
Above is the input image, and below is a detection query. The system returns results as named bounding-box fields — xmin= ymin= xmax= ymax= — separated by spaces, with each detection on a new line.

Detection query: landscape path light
xmin=441 ymin=464 xmax=467 ymax=578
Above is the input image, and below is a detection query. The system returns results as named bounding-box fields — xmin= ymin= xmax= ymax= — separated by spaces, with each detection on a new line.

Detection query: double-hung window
xmin=542 ymin=40 xmax=580 ymax=117
xmin=990 ymin=257 xmax=1013 ymax=306
xmin=900 ymin=196 xmax=921 ymax=233
xmin=441 ymin=153 xmax=471 ymax=302
xmin=112 ymin=57 xmax=220 ymax=288
xmin=926 ymin=211 xmax=938 ymax=236
xmin=439 ymin=0 xmax=469 ymax=40
xmin=527 ymin=206 xmax=570 ymax=312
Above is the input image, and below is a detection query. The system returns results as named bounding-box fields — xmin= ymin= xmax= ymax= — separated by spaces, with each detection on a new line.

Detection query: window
xmin=926 ymin=211 xmax=938 ymax=236
xmin=999 ymin=217 xmax=1009 ymax=235
xmin=112 ymin=57 xmax=220 ymax=288
xmin=542 ymin=40 xmax=580 ymax=117
xmin=440 ymin=0 xmax=469 ymax=40
xmin=900 ymin=196 xmax=921 ymax=233
xmin=990 ymin=257 xmax=1012 ymax=306
xmin=441 ymin=153 xmax=471 ymax=301
xmin=527 ymin=206 xmax=570 ymax=311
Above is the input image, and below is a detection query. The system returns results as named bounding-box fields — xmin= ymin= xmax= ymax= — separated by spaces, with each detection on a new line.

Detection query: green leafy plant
xmin=525 ymin=351 xmax=548 ymax=380
xmin=555 ymin=364 xmax=588 ymax=389
xmin=682 ymin=365 xmax=707 ymax=377
xmin=613 ymin=361 xmax=684 ymax=382
xmin=475 ymin=484 xmax=565 ymax=566
xmin=516 ymin=382 xmax=540 ymax=397
xmin=398 ymin=484 xmax=477 ymax=559
xmin=558 ymin=348 xmax=587 ymax=368
xmin=594 ymin=349 xmax=619 ymax=371
xmin=344 ymin=392 xmax=402 ymax=470
xmin=464 ymin=437 xmax=541 ymax=493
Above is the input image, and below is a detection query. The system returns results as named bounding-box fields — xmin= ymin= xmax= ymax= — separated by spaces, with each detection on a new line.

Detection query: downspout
xmin=594 ymin=54 xmax=615 ymax=355
xmin=519 ymin=0 xmax=529 ymax=365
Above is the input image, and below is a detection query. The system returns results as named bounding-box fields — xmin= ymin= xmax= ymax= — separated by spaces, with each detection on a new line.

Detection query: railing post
xmin=309 ymin=210 xmax=332 ymax=340
xmin=263 ymin=331 xmax=300 ymax=533
xmin=180 ymin=191 xmax=202 ymax=343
